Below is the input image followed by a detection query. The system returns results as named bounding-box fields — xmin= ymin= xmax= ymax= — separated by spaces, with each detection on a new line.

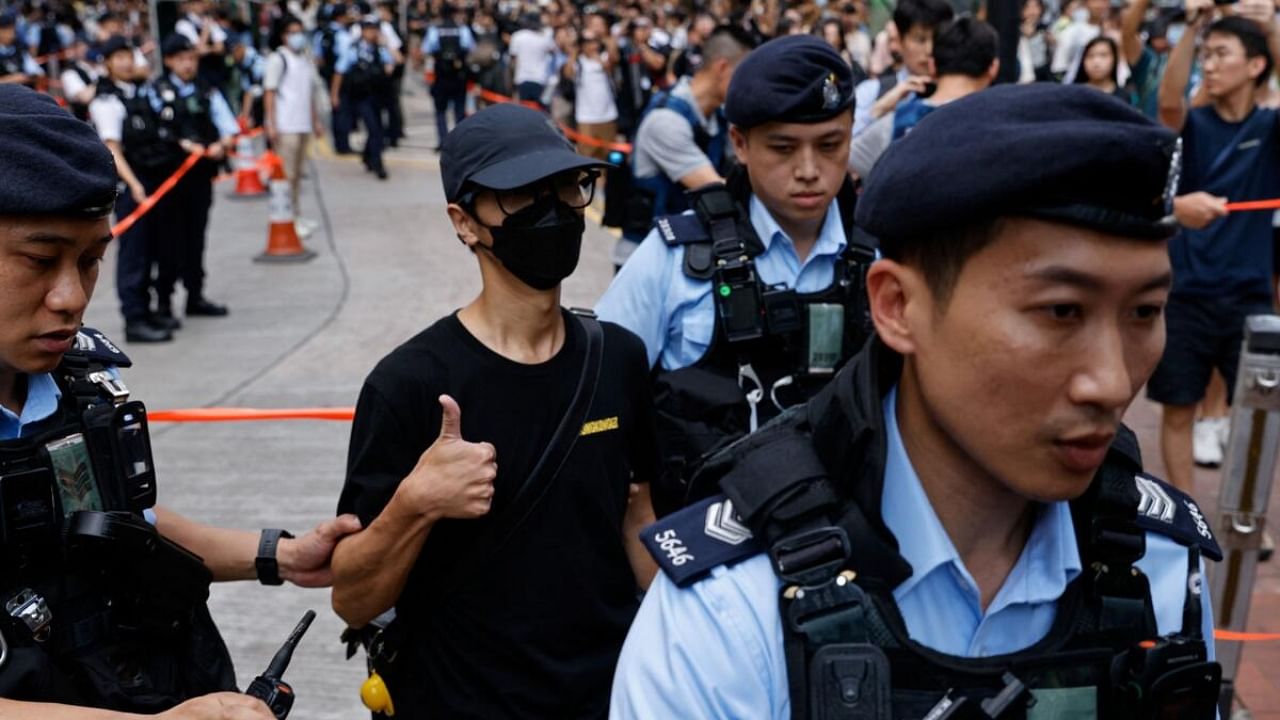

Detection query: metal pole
xmin=1209 ymin=314 xmax=1280 ymax=717
xmin=148 ymin=0 xmax=162 ymax=72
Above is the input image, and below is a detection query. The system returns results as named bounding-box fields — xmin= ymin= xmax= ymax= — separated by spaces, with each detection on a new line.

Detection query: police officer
xmin=0 ymin=11 xmax=41 ymax=88
xmin=315 ymin=4 xmax=357 ymax=155
xmin=89 ymin=35 xmax=182 ymax=343
xmin=422 ymin=2 xmax=474 ymax=150
xmin=597 ymin=36 xmax=876 ymax=516
xmin=609 ymin=26 xmax=751 ymax=270
xmin=331 ymin=17 xmax=394 ymax=180
xmin=152 ymin=34 xmax=237 ymax=323
xmin=0 ymin=84 xmax=362 ymax=718
xmin=610 ymin=84 xmax=1224 ymax=719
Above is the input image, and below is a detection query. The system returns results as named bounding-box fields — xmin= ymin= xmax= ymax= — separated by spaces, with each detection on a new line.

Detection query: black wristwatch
xmin=256 ymin=528 xmax=295 ymax=586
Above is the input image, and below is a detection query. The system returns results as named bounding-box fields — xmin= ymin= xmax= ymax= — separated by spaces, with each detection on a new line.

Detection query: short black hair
xmin=1206 ymin=16 xmax=1274 ymax=88
xmin=880 ymin=218 xmax=1002 ymax=305
xmin=893 ymin=0 xmax=954 ymax=37
xmin=933 ymin=17 xmax=998 ymax=78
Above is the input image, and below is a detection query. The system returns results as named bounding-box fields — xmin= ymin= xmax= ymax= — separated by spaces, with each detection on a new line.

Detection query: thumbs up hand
xmin=400 ymin=395 xmax=498 ymax=521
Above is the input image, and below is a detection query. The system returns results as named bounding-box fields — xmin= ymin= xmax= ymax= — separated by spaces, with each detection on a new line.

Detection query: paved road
xmin=82 ymin=82 xmax=1280 ymax=719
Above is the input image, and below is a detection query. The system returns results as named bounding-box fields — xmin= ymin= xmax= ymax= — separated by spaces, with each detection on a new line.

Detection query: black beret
xmin=857 ymin=84 xmax=1180 ymax=246
xmin=0 ymin=12 xmax=15 ymax=28
xmin=725 ymin=35 xmax=854 ymax=129
xmin=0 ymin=85 xmax=117 ymax=218
xmin=162 ymin=33 xmax=194 ymax=57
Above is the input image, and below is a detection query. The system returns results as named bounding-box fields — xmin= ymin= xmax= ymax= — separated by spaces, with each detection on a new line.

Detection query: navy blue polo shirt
xmin=1172 ymin=105 xmax=1280 ymax=302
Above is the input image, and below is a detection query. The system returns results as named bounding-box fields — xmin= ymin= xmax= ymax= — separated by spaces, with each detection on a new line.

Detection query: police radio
xmin=692 ymin=185 xmax=767 ymax=343
xmin=246 ymin=609 xmax=316 ymax=719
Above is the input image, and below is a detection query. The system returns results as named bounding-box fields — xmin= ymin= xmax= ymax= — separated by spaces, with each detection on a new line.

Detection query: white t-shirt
xmin=509 ymin=28 xmax=556 ymax=85
xmin=574 ymin=56 xmax=617 ymax=124
xmin=88 ymin=81 xmax=135 ymax=143
xmin=264 ymin=49 xmax=317 ymax=134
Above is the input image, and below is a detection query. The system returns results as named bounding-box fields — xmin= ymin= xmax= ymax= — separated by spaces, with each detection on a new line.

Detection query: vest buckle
xmin=5 ymin=589 xmax=52 ymax=643
xmin=771 ymin=526 xmax=850 ymax=587
xmin=87 ymin=371 xmax=130 ymax=405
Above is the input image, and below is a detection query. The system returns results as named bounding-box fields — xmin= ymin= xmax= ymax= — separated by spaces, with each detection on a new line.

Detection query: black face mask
xmin=482 ymin=194 xmax=585 ymax=291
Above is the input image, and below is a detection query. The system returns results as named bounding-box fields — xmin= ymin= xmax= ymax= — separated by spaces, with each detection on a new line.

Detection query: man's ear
xmin=866 ymin=258 xmax=929 ymax=356
xmin=446 ymin=203 xmax=484 ymax=251
xmin=1247 ymin=55 xmax=1267 ymax=85
xmin=730 ymin=124 xmax=749 ymax=167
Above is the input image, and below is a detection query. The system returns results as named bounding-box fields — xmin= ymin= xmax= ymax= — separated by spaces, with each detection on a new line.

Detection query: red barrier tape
xmin=110 ymin=151 xmax=205 ymax=237
xmin=430 ymin=72 xmax=634 ymax=155
xmin=1215 ymin=630 xmax=1280 ymax=642
xmin=149 ymin=407 xmax=356 ymax=422
xmin=1226 ymin=199 xmax=1280 ymax=212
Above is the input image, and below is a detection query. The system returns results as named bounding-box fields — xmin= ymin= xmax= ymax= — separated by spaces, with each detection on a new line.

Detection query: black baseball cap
xmin=440 ymin=103 xmax=608 ymax=203
xmin=98 ymin=34 xmax=133 ymax=59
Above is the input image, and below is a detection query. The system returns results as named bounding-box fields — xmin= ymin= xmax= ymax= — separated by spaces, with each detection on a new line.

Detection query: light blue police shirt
xmin=609 ymin=387 xmax=1216 ymax=719
xmin=1 ymin=371 xmax=157 ymax=525
xmin=160 ymin=73 xmax=241 ymax=139
xmin=421 ymin=24 xmax=475 ymax=55
xmin=313 ymin=22 xmax=353 ymax=62
xmin=334 ymin=40 xmax=395 ymax=76
xmin=596 ymin=195 xmax=849 ymax=371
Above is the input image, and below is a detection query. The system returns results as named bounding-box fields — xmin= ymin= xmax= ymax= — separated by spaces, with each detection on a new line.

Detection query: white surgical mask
xmin=286 ymin=32 xmax=307 ymax=51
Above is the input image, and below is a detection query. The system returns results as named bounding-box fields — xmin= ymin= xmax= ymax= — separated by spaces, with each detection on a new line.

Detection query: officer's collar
xmin=0 ymin=373 xmax=62 ymax=440
xmin=748 ymin=194 xmax=846 ymax=260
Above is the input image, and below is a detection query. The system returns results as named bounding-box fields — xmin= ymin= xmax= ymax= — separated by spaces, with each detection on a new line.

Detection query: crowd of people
xmin=0 ymin=0 xmax=1278 ymax=716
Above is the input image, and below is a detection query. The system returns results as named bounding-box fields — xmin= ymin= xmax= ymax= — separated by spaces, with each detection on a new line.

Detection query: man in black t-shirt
xmin=331 ymin=103 xmax=659 ymax=720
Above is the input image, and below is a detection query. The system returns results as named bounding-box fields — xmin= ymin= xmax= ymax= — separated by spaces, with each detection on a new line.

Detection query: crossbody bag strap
xmin=486 ymin=311 xmax=605 ymax=549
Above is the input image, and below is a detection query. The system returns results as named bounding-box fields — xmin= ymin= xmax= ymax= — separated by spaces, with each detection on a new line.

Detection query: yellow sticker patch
xmin=581 ymin=416 xmax=620 ymax=436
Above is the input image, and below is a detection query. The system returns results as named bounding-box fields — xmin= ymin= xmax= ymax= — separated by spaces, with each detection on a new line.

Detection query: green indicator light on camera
xmin=718 ymin=284 xmax=731 ymax=297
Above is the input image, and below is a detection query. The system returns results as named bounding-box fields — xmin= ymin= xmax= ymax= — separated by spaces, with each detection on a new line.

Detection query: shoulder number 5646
xmin=654 ymin=529 xmax=694 ymax=566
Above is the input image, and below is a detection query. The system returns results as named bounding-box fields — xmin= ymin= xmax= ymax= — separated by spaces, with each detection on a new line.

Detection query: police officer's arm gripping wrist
xmin=153 ymin=506 xmax=362 ymax=586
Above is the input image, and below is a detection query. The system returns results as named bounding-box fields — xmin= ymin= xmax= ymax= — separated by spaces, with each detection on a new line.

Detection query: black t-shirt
xmin=337 ymin=310 xmax=657 ymax=719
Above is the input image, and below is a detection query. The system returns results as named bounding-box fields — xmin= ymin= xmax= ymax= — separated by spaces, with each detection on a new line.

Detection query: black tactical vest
xmin=433 ymin=21 xmax=466 ymax=84
xmin=0 ymin=329 xmax=237 ymax=713
xmin=95 ymin=79 xmax=188 ymax=181
xmin=154 ymin=75 xmax=222 ymax=147
xmin=0 ymin=45 xmax=25 ymax=79
xmin=649 ymin=169 xmax=877 ymax=516
xmin=644 ymin=341 xmax=1223 ymax=719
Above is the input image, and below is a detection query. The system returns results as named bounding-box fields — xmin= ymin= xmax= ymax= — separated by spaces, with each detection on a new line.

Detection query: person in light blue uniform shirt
xmin=611 ymin=84 xmax=1225 ymax=719
xmin=0 ymin=11 xmax=42 ymax=87
xmin=422 ymin=4 xmax=474 ymax=149
xmin=597 ymin=36 xmax=876 ymax=518
xmin=421 ymin=16 xmax=475 ymax=55
xmin=600 ymin=191 xmax=851 ymax=372
xmin=332 ymin=18 xmax=395 ymax=179
xmin=148 ymin=33 xmax=238 ymax=323
xmin=0 ymin=83 xmax=362 ymax=719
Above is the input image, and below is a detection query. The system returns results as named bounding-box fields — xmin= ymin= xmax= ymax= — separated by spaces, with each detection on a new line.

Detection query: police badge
xmin=821 ymin=72 xmax=841 ymax=111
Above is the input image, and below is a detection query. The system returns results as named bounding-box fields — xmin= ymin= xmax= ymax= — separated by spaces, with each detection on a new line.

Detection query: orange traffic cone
xmin=254 ymin=152 xmax=316 ymax=263
xmin=229 ymin=134 xmax=268 ymax=198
